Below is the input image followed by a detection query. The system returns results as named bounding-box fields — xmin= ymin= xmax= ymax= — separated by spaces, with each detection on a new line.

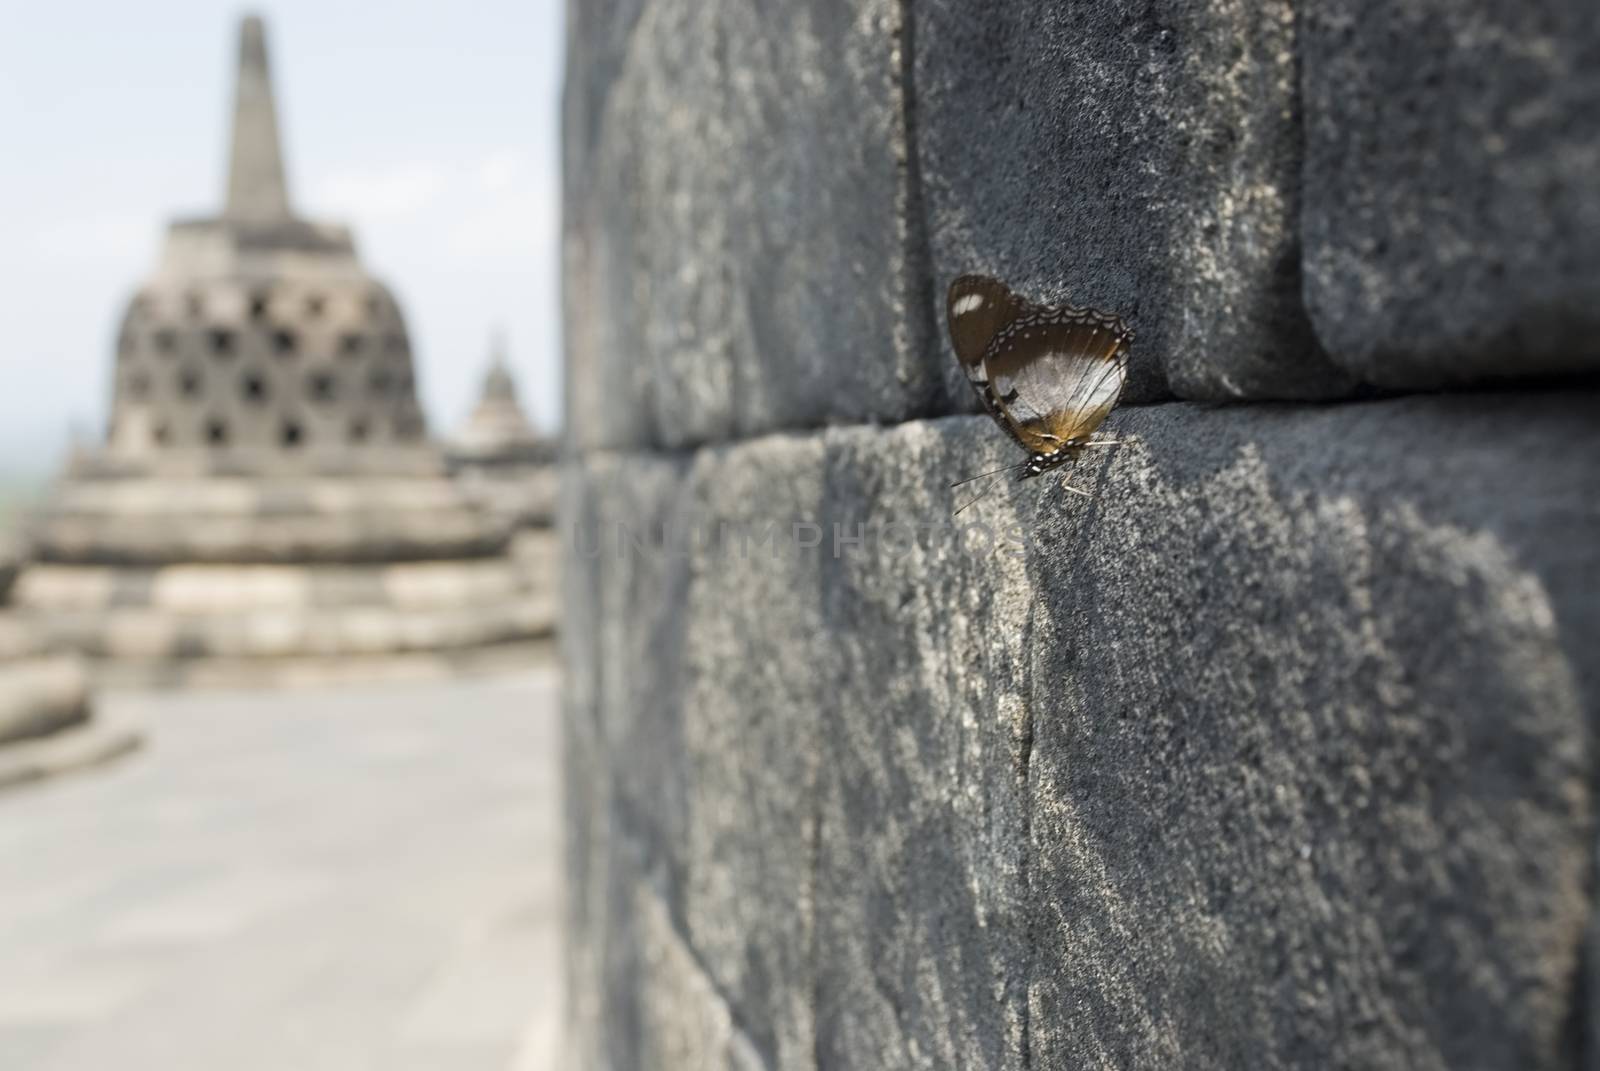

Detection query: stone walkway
xmin=0 ymin=669 xmax=562 ymax=1070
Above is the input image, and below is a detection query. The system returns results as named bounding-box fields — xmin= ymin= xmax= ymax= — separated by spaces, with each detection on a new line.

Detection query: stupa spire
xmin=225 ymin=15 xmax=292 ymax=221
xmin=485 ymin=327 xmax=518 ymax=403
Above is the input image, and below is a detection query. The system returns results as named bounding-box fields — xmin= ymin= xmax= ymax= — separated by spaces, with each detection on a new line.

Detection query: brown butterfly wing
xmin=947 ymin=275 xmax=1030 ymax=366
xmin=980 ymin=310 xmax=1132 ymax=454
xmin=946 ymin=275 xmax=1037 ymax=449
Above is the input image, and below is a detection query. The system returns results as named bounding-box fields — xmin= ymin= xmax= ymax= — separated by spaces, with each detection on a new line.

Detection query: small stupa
xmin=448 ymin=333 xmax=556 ymax=530
xmin=454 ymin=330 xmax=550 ymax=462
xmin=13 ymin=16 xmax=553 ymax=685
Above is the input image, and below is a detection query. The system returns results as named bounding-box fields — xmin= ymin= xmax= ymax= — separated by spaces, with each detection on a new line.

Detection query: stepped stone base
xmin=90 ymin=637 xmax=556 ymax=691
xmin=32 ymin=474 xmax=507 ymax=565
xmin=450 ymin=462 xmax=559 ymax=531
xmin=15 ymin=466 xmax=560 ymax=683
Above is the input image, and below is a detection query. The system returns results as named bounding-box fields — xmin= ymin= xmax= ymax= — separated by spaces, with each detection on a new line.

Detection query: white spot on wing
xmin=952 ymin=294 xmax=985 ymax=316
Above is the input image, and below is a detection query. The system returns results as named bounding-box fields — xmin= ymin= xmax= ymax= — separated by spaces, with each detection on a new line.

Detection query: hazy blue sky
xmin=0 ymin=0 xmax=564 ymax=477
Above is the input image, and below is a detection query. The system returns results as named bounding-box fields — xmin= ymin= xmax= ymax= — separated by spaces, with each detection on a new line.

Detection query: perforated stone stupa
xmin=106 ymin=16 xmax=427 ymax=472
xmin=14 ymin=16 xmax=554 ymax=684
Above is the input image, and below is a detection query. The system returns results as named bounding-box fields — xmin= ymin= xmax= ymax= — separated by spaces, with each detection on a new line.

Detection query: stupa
xmin=454 ymin=331 xmax=551 ymax=462
xmin=447 ymin=333 xmax=557 ymax=530
xmin=13 ymin=16 xmax=554 ymax=685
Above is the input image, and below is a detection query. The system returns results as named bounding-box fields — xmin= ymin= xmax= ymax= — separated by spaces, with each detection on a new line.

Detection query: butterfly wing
xmin=946 ymin=275 xmax=1035 ymax=446
xmin=947 ymin=275 xmax=1031 ymax=365
xmin=981 ymin=309 xmax=1132 ymax=453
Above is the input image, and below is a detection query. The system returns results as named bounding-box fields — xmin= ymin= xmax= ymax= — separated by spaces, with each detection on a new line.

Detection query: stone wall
xmin=561 ymin=1 xmax=1600 ymax=1067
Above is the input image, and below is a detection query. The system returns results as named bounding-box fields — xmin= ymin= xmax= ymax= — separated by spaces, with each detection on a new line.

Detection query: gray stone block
xmin=913 ymin=0 xmax=1353 ymax=403
xmin=563 ymin=389 xmax=1600 ymax=1068
xmin=565 ymin=450 xmax=695 ymax=904
xmin=637 ymin=888 xmax=771 ymax=1071
xmin=677 ymin=435 xmax=829 ymax=1070
xmin=1014 ymin=394 xmax=1595 ymax=1069
xmin=812 ymin=423 xmax=1035 ymax=1068
xmin=1302 ymin=0 xmax=1600 ymax=388
xmin=565 ymin=0 xmax=945 ymax=452
xmin=566 ymin=437 xmax=830 ymax=1068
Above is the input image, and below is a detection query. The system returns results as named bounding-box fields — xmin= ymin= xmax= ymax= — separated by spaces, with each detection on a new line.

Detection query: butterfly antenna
xmin=953 ymin=484 xmax=997 ymax=517
xmin=949 ymin=462 xmax=1027 ymax=489
xmin=949 ymin=461 xmax=1028 ymax=517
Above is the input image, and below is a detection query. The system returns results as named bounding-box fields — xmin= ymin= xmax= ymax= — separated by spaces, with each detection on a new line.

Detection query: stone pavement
xmin=0 ymin=667 xmax=562 ymax=1070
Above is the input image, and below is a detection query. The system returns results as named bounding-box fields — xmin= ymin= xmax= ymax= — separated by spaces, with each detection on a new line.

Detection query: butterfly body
xmin=946 ymin=274 xmax=1133 ymax=487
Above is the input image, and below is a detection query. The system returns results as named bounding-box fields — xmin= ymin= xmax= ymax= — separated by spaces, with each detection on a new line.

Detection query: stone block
xmin=565 ymin=0 xmax=944 ymax=452
xmin=563 ymin=449 xmax=696 ymax=921
xmin=677 ymin=434 xmax=829 ymax=1070
xmin=1302 ymin=0 xmax=1600 ymax=388
xmin=636 ymin=888 xmax=770 ymax=1071
xmin=562 ymin=684 xmax=609 ymax=1070
xmin=811 ymin=421 xmax=1035 ymax=1068
xmin=566 ymin=436 xmax=829 ymax=1068
xmin=564 ymin=389 xmax=1600 ymax=1067
xmin=914 ymin=0 xmax=1352 ymax=403
xmin=1011 ymin=394 xmax=1595 ymax=1069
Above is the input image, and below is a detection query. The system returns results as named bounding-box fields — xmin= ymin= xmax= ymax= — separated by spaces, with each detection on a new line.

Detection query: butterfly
xmin=946 ymin=274 xmax=1133 ymax=503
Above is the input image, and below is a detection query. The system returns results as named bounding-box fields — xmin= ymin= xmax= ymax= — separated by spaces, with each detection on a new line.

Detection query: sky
xmin=0 ymin=0 xmax=564 ymax=479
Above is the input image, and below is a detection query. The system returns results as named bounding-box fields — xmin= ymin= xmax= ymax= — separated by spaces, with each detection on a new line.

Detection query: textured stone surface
xmin=914 ymin=0 xmax=1352 ymax=403
xmin=1302 ymin=0 xmax=1600 ymax=387
xmin=677 ymin=437 xmax=828 ymax=1070
xmin=563 ymin=391 xmax=1600 ymax=1069
xmin=636 ymin=887 xmax=769 ymax=1071
xmin=564 ymin=0 xmax=946 ymax=452
xmin=563 ymin=0 xmax=1600 ymax=1062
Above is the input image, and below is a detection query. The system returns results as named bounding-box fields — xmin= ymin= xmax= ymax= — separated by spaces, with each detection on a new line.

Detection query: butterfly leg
xmin=1058 ymin=481 xmax=1095 ymax=499
xmin=1076 ymin=439 xmax=1124 ymax=448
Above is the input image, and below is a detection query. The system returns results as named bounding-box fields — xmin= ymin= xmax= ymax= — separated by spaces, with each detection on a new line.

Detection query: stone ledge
xmin=14 ymin=552 xmax=553 ymax=615
xmin=0 ymin=716 xmax=140 ymax=793
xmin=92 ymin=638 xmax=556 ymax=691
xmin=0 ymin=656 xmax=90 ymax=745
xmin=13 ymin=597 xmax=556 ymax=663
xmin=28 ymin=475 xmax=510 ymax=565
xmin=564 ymin=389 xmax=1599 ymax=1069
